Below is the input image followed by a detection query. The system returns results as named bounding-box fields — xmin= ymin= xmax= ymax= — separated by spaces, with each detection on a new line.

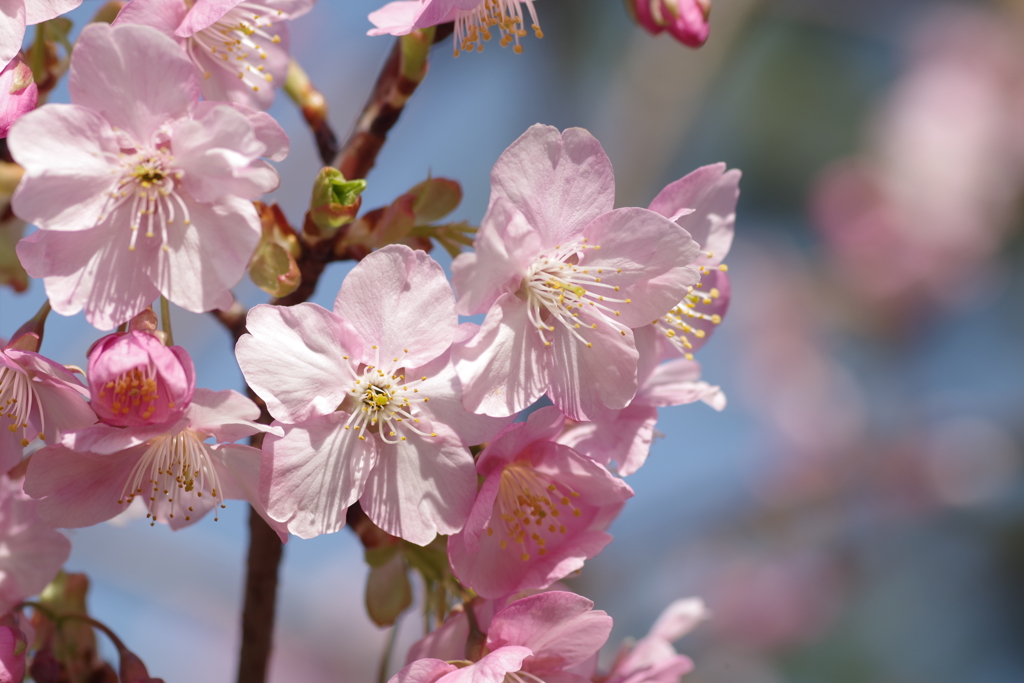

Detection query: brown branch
xmin=284 ymin=60 xmax=338 ymax=166
xmin=232 ymin=29 xmax=452 ymax=683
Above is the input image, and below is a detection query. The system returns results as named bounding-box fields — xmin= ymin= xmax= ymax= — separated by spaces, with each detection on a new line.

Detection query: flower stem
xmin=377 ymin=621 xmax=399 ymax=683
xmin=159 ymin=295 xmax=174 ymax=346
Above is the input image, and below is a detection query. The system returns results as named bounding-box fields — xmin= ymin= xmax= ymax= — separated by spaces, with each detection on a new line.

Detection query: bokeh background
xmin=3 ymin=0 xmax=1024 ymax=681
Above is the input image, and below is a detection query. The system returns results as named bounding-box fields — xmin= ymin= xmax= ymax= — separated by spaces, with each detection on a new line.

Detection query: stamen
xmin=452 ymin=0 xmax=543 ymax=57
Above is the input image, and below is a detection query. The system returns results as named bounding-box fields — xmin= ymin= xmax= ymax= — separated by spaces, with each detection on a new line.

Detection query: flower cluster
xmin=0 ymin=1 xmax=734 ymax=679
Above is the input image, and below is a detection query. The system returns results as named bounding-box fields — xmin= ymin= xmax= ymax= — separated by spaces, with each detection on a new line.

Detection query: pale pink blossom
xmin=0 ymin=474 xmax=70 ymax=614
xmin=0 ymin=336 xmax=95 ymax=473
xmin=87 ymin=331 xmax=195 ymax=428
xmin=647 ymin=163 xmax=739 ymax=360
xmin=24 ymin=343 xmax=284 ymax=534
xmin=558 ymin=327 xmax=724 ymax=477
xmin=392 ymin=591 xmax=611 ymax=683
xmin=448 ymin=406 xmax=633 ymax=599
xmin=10 ymin=22 xmax=288 ymax=330
xmin=113 ymin=0 xmax=316 ymax=111
xmin=369 ymin=0 xmax=543 ymax=57
xmin=600 ymin=598 xmax=707 ymax=683
xmin=235 ymin=245 xmax=509 ymax=544
xmin=0 ymin=0 xmax=82 ymax=68
xmin=452 ymin=124 xmax=700 ymax=421
xmin=0 ymin=56 xmax=35 ymax=139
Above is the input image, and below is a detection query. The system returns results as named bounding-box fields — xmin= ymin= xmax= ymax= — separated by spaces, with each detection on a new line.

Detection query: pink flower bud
xmin=0 ymin=56 xmax=37 ymax=139
xmin=0 ymin=618 xmax=26 ymax=683
xmin=87 ymin=331 xmax=195 ymax=428
xmin=630 ymin=0 xmax=711 ymax=48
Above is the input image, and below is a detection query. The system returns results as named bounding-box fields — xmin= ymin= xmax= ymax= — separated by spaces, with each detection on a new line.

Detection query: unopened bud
xmin=119 ymin=649 xmax=162 ymax=683
xmin=628 ymin=0 xmax=710 ymax=48
xmin=251 ymin=202 xmax=301 ymax=297
xmin=0 ymin=56 xmax=38 ymax=138
xmin=308 ymin=168 xmax=365 ymax=239
xmin=0 ymin=615 xmax=28 ymax=683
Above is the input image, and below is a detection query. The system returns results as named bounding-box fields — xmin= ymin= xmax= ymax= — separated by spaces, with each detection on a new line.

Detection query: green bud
xmin=365 ymin=552 xmax=412 ymax=627
xmin=308 ymin=168 xmax=366 ymax=239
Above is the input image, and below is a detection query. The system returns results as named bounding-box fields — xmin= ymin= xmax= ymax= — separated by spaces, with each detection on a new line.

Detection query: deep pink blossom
xmin=0 ymin=0 xmax=82 ymax=67
xmin=88 ymin=331 xmax=195 ymax=428
xmin=448 ymin=407 xmax=633 ymax=599
xmin=369 ymin=0 xmax=543 ymax=57
xmin=647 ymin=163 xmax=739 ymax=360
xmin=632 ymin=0 xmax=710 ymax=48
xmin=0 ymin=336 xmax=94 ymax=473
xmin=0 ymin=474 xmax=70 ymax=614
xmin=235 ymin=245 xmax=509 ymax=544
xmin=452 ymin=125 xmax=700 ymax=421
xmin=0 ymin=614 xmax=27 ymax=683
xmin=393 ymin=591 xmax=611 ymax=683
xmin=113 ymin=0 xmax=316 ymax=110
xmin=0 ymin=56 xmax=35 ymax=139
xmin=601 ymin=598 xmax=706 ymax=683
xmin=558 ymin=327 xmax=724 ymax=477
xmin=10 ymin=22 xmax=288 ymax=330
xmin=25 ymin=377 xmax=284 ymax=535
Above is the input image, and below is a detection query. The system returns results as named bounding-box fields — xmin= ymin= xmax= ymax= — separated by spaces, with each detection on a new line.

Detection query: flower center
xmin=0 ymin=364 xmax=38 ymax=448
xmin=453 ymin=0 xmax=543 ymax=57
xmin=188 ymin=2 xmax=284 ymax=92
xmin=341 ymin=347 xmax=434 ymax=445
xmin=487 ymin=464 xmax=582 ymax=562
xmin=654 ymin=262 xmax=728 ymax=360
xmin=119 ymin=428 xmax=225 ymax=524
xmin=97 ymin=365 xmax=165 ymax=422
xmin=521 ymin=239 xmax=630 ymax=348
xmin=98 ymin=149 xmax=189 ymax=252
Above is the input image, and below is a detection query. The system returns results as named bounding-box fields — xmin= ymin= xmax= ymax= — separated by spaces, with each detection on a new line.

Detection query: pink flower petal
xmin=557 ymin=404 xmax=658 ymax=476
xmin=489 ymin=125 xmax=615 ymax=249
xmin=0 ymin=1 xmax=25 ymax=66
xmin=16 ymin=227 xmax=162 ymax=331
xmin=237 ymin=302 xmax=362 ymax=423
xmin=212 ymin=443 xmax=289 ymax=542
xmin=335 ymin=245 xmax=457 ymax=369
xmin=578 ymin=207 xmax=700 ymax=328
xmin=9 ymin=104 xmax=120 ymax=231
xmin=455 ymin=293 xmax=548 ymax=418
xmin=452 ymin=197 xmax=541 ymax=316
xmin=154 ymin=195 xmax=260 ymax=314
xmin=361 ymin=423 xmax=476 ymax=545
xmin=24 ymin=0 xmax=82 ymax=24
xmin=486 ymin=591 xmax=612 ymax=673
xmin=24 ymin=444 xmax=138 ymax=528
xmin=187 ymin=387 xmax=281 ymax=443
xmin=69 ymin=23 xmax=200 ymax=143
xmin=648 ymin=164 xmax=740 ymax=268
xmin=546 ymin=316 xmax=638 ymax=421
xmin=389 ymin=659 xmax=459 ymax=683
xmin=111 ymin=0 xmax=188 ymax=34
xmin=413 ymin=351 xmax=513 ymax=447
xmin=175 ymin=0 xmax=244 ymax=36
xmin=262 ymin=414 xmax=378 ymax=539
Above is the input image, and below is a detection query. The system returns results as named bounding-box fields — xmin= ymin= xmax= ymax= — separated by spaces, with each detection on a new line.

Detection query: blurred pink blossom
xmin=0 ymin=0 xmax=82 ymax=67
xmin=599 ymin=597 xmax=706 ymax=683
xmin=0 ymin=474 xmax=70 ymax=614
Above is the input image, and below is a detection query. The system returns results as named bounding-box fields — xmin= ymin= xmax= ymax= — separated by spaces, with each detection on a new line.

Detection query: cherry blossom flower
xmin=24 ymin=338 xmax=283 ymax=534
xmin=452 ymin=124 xmax=700 ymax=421
xmin=647 ymin=163 xmax=739 ymax=360
xmin=558 ymin=327 xmax=724 ymax=477
xmin=0 ymin=474 xmax=70 ymax=614
xmin=448 ymin=406 xmax=633 ymax=599
xmin=113 ymin=0 xmax=316 ymax=111
xmin=0 ymin=56 xmax=36 ymax=138
xmin=601 ymin=598 xmax=707 ymax=683
xmin=10 ymin=22 xmax=288 ymax=330
xmin=88 ymin=330 xmax=195 ymax=429
xmin=369 ymin=0 xmax=543 ymax=57
xmin=235 ymin=245 xmax=509 ymax=544
xmin=0 ymin=335 xmax=95 ymax=473
xmin=392 ymin=591 xmax=611 ymax=683
xmin=0 ymin=0 xmax=82 ymax=68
